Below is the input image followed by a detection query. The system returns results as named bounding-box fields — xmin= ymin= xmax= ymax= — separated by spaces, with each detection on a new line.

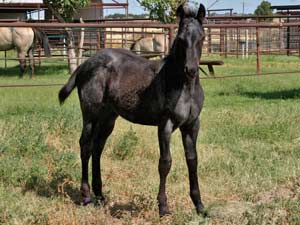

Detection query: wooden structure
xmin=199 ymin=60 xmax=224 ymax=76
xmin=74 ymin=1 xmax=128 ymax=21
xmin=207 ymin=8 xmax=233 ymax=16
xmin=271 ymin=5 xmax=300 ymax=55
xmin=0 ymin=0 xmax=129 ymax=21
xmin=0 ymin=1 xmax=44 ymax=20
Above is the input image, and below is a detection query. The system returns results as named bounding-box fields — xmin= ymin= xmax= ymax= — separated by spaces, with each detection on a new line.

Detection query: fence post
xmin=208 ymin=27 xmax=212 ymax=54
xmin=4 ymin=50 xmax=7 ymax=70
xmin=298 ymin=26 xmax=300 ymax=57
xmin=256 ymin=27 xmax=261 ymax=75
xmin=236 ymin=28 xmax=240 ymax=58
xmin=220 ymin=27 xmax=225 ymax=56
xmin=225 ymin=28 xmax=228 ymax=58
xmin=246 ymin=29 xmax=249 ymax=58
xmin=38 ymin=46 xmax=41 ymax=67
xmin=121 ymin=27 xmax=124 ymax=49
xmin=97 ymin=30 xmax=101 ymax=50
xmin=287 ymin=15 xmax=290 ymax=56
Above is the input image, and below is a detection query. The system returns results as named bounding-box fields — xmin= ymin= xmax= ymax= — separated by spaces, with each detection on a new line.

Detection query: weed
xmin=111 ymin=127 xmax=139 ymax=160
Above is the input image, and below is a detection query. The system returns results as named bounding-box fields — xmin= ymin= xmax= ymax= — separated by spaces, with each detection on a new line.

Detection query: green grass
xmin=1 ymin=55 xmax=300 ymax=224
xmin=201 ymin=53 xmax=300 ymax=76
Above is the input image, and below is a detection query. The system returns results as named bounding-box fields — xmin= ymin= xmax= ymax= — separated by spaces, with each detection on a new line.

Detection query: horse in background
xmin=0 ymin=27 xmax=51 ymax=78
xmin=130 ymin=34 xmax=169 ymax=58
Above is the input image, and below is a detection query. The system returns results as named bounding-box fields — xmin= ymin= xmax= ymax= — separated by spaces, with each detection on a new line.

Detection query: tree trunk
xmin=45 ymin=3 xmax=77 ymax=74
xmin=77 ymin=18 xmax=85 ymax=66
xmin=67 ymin=29 xmax=77 ymax=74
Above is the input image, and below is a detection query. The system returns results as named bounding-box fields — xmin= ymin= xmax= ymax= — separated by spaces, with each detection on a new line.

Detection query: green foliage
xmin=44 ymin=0 xmax=90 ymax=22
xmin=111 ymin=127 xmax=139 ymax=160
xmin=137 ymin=0 xmax=186 ymax=23
xmin=254 ymin=0 xmax=273 ymax=21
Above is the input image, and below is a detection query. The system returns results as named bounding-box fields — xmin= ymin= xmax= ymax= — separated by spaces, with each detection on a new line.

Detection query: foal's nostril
xmin=184 ymin=66 xmax=189 ymax=74
xmin=185 ymin=66 xmax=198 ymax=77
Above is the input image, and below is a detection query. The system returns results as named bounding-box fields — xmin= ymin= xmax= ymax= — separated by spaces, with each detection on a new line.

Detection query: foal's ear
xmin=176 ymin=4 xmax=185 ymax=20
xmin=197 ymin=4 xmax=206 ymax=23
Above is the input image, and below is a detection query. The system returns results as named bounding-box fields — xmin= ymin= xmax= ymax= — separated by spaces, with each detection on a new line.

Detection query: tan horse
xmin=0 ymin=27 xmax=51 ymax=78
xmin=130 ymin=35 xmax=169 ymax=58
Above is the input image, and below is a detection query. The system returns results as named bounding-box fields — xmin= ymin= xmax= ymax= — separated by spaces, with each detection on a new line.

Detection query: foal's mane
xmin=179 ymin=7 xmax=198 ymax=18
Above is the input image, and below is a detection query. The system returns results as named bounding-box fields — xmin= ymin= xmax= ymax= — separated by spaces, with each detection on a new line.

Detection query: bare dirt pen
xmin=1 ymin=55 xmax=300 ymax=224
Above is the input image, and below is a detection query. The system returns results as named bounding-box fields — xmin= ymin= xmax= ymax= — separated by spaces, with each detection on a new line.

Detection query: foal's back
xmin=76 ymin=48 xmax=166 ymax=124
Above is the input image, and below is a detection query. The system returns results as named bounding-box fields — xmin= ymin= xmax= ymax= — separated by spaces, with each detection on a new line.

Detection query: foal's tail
xmin=58 ymin=66 xmax=80 ymax=104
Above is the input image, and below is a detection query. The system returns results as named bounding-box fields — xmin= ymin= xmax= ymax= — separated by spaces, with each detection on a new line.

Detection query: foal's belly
xmin=116 ymin=101 xmax=198 ymax=127
xmin=112 ymin=94 xmax=199 ymax=127
xmin=112 ymin=98 xmax=164 ymax=126
xmin=118 ymin=112 xmax=161 ymax=126
xmin=110 ymin=85 xmax=202 ymax=127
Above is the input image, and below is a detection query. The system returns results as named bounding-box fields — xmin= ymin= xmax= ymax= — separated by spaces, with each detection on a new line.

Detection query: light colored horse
xmin=130 ymin=35 xmax=169 ymax=58
xmin=0 ymin=27 xmax=51 ymax=78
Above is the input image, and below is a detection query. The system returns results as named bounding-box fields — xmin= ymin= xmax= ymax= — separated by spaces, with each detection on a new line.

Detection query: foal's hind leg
xmin=180 ymin=119 xmax=205 ymax=215
xmin=79 ymin=111 xmax=117 ymax=205
xmin=79 ymin=119 xmax=94 ymax=205
xmin=91 ymin=114 xmax=117 ymax=203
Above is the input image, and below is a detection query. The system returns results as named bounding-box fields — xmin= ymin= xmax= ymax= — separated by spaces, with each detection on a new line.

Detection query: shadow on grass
xmin=109 ymin=202 xmax=140 ymax=218
xmin=22 ymin=170 xmax=81 ymax=205
xmin=0 ymin=66 xmax=20 ymax=77
xmin=109 ymin=193 xmax=155 ymax=218
xmin=0 ymin=64 xmax=67 ymax=78
xmin=240 ymin=89 xmax=300 ymax=100
xmin=22 ymin=171 xmax=154 ymax=216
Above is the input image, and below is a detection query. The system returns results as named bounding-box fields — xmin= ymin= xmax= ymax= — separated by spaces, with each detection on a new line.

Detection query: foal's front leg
xmin=157 ymin=119 xmax=173 ymax=216
xmin=180 ymin=119 xmax=205 ymax=215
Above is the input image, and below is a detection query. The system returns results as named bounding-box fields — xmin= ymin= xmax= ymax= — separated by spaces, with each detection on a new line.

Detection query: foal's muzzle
xmin=184 ymin=66 xmax=199 ymax=78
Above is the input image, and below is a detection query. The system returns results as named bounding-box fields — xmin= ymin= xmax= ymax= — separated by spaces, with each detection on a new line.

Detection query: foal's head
xmin=173 ymin=3 xmax=206 ymax=79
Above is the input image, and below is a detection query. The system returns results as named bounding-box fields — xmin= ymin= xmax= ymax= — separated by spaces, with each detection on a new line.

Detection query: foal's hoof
xmin=95 ymin=196 xmax=108 ymax=207
xmin=83 ymin=197 xmax=92 ymax=206
xmin=196 ymin=204 xmax=208 ymax=217
xmin=159 ymin=206 xmax=171 ymax=217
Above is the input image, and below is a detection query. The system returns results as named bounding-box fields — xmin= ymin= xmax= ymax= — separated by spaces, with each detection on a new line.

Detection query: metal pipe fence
xmin=0 ymin=20 xmax=300 ymax=78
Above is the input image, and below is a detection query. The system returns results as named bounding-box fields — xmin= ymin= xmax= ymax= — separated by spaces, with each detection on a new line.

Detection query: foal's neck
xmin=167 ymin=39 xmax=188 ymax=69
